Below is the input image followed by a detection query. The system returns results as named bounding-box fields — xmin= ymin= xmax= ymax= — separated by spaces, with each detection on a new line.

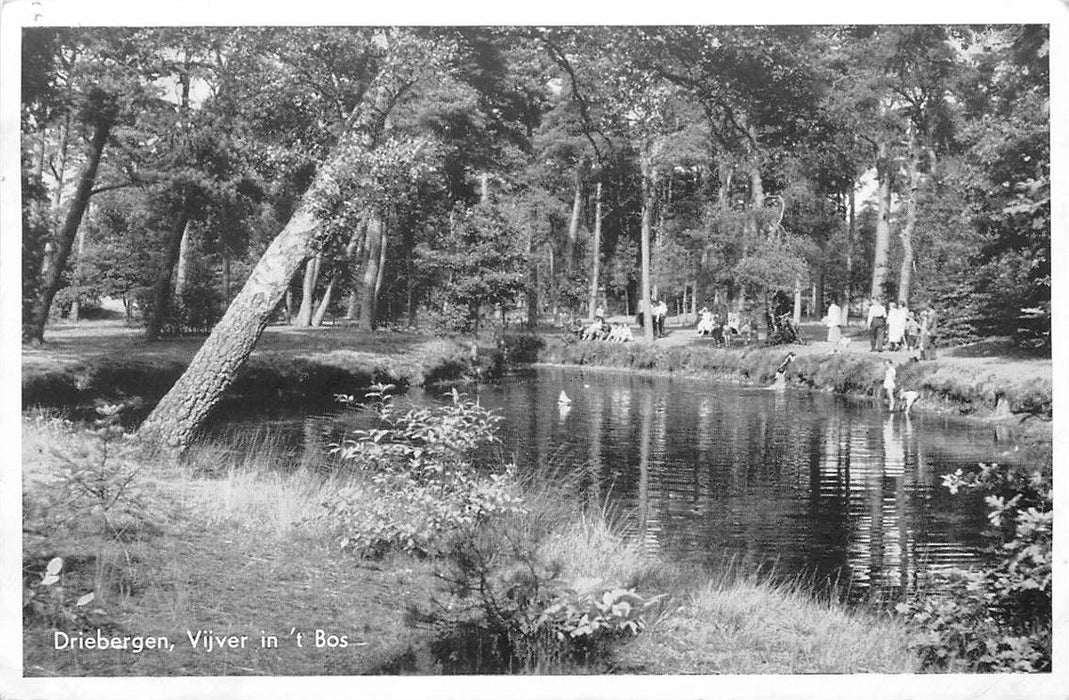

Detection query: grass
xmin=22 ymin=324 xmax=479 ymax=420
xmin=542 ymin=336 xmax=1053 ymax=419
xmin=22 ymin=415 xmax=922 ymax=677
xmin=616 ymin=577 xmax=918 ymax=674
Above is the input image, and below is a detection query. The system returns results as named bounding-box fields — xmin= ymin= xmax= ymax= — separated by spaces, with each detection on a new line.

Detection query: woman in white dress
xmin=886 ymin=302 xmax=907 ymax=350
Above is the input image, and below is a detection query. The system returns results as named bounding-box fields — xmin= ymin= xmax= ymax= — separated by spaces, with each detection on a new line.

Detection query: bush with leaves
xmin=897 ymin=462 xmax=1051 ymax=672
xmin=412 ymin=513 xmax=662 ymax=673
xmin=317 ymin=384 xmax=525 ymax=558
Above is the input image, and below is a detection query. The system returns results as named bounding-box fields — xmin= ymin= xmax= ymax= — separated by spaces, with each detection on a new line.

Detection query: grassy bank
xmin=22 ymin=326 xmax=478 ymax=421
xmin=22 ymin=415 xmax=919 ymax=676
xmin=540 ymin=338 xmax=1053 ymax=419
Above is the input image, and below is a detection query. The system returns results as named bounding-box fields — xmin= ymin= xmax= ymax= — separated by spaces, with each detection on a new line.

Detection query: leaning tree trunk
xmin=145 ymin=211 xmax=192 ymax=340
xmin=139 ymin=65 xmax=410 ymax=450
xmin=870 ymin=140 xmax=894 ymax=301
xmin=27 ymin=114 xmax=114 ymax=343
xmin=137 ymin=201 xmax=323 ymax=448
xmin=897 ymin=132 xmax=923 ymax=307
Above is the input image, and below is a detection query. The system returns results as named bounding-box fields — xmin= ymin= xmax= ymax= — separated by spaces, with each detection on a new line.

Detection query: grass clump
xmin=617 ymin=576 xmax=919 ymax=674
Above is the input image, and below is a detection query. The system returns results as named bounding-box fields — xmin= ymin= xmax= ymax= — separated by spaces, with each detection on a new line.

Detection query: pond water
xmin=210 ymin=365 xmax=1026 ymax=601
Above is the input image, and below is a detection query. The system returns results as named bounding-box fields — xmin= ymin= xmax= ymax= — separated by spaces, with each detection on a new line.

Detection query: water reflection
xmin=470 ymin=367 xmax=1012 ymax=600
xmin=211 ymin=366 xmax=1020 ymax=601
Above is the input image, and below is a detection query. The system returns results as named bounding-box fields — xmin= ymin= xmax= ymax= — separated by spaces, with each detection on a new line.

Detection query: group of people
xmin=697 ymin=307 xmax=753 ymax=346
xmin=637 ymin=298 xmax=669 ymax=338
xmin=866 ymin=298 xmax=938 ymax=358
xmin=578 ymin=315 xmax=635 ymax=343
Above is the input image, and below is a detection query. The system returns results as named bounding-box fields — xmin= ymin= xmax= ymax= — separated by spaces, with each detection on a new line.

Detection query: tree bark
xmin=312 ymin=271 xmax=337 ymax=327
xmin=27 ymin=114 xmax=114 ymax=343
xmin=870 ymin=140 xmax=894 ymax=301
xmin=640 ymin=162 xmax=656 ymax=343
xmin=345 ymin=223 xmax=367 ymax=321
xmin=294 ymin=254 xmax=321 ymax=327
xmin=358 ymin=212 xmax=385 ymax=331
xmin=897 ymin=131 xmax=922 ymax=306
xmin=843 ymin=187 xmax=855 ymax=325
xmin=175 ymin=218 xmax=193 ymax=304
xmin=138 ymin=199 xmax=322 ymax=448
xmin=565 ymin=171 xmax=582 ymax=275
xmin=69 ymin=225 xmax=87 ymax=321
xmin=146 ymin=211 xmax=192 ymax=341
xmin=587 ymin=181 xmax=602 ymax=320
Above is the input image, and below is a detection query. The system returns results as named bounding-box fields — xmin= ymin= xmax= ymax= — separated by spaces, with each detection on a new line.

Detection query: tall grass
xmin=618 ymin=575 xmax=919 ymax=674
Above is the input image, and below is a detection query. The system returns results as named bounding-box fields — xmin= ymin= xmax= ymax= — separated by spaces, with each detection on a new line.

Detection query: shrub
xmin=316 ymin=385 xmax=525 ymax=558
xmin=897 ymin=462 xmax=1052 ymax=672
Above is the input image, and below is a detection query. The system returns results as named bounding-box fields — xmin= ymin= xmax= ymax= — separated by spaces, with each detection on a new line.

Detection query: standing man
xmin=824 ymin=297 xmax=843 ymax=349
xmin=655 ymin=299 xmax=668 ymax=338
xmin=867 ymin=297 xmax=887 ymax=352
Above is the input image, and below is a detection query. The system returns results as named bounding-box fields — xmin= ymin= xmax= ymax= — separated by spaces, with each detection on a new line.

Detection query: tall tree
xmin=139 ymin=29 xmax=447 ymax=448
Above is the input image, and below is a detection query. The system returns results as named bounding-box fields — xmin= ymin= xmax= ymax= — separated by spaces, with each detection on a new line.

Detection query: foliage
xmin=897 ymin=462 xmax=1051 ymax=672
xmin=23 ymin=556 xmax=108 ymax=632
xmin=317 ymin=384 xmax=524 ymax=558
xmin=423 ymin=526 xmax=661 ymax=672
xmin=24 ymin=404 xmax=151 ymax=542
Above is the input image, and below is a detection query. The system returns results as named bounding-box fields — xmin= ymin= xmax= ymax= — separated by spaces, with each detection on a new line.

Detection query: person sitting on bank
xmin=697 ymin=307 xmax=716 ymax=336
xmin=581 ymin=317 xmax=605 ymax=341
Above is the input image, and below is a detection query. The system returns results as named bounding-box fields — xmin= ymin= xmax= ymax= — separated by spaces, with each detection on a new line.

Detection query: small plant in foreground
xmin=897 ymin=462 xmax=1051 ymax=672
xmin=317 ymin=384 xmax=524 ymax=558
xmin=23 ymin=557 xmax=107 ymax=631
xmin=413 ymin=515 xmax=662 ymax=673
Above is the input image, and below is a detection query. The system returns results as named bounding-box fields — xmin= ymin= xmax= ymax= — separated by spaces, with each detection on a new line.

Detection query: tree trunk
xmin=870 ymin=140 xmax=894 ymax=301
xmin=138 ymin=200 xmax=323 ymax=448
xmin=27 ymin=115 xmax=114 ymax=343
xmin=312 ymin=272 xmax=337 ymax=327
xmin=294 ymin=254 xmax=321 ymax=327
xmin=345 ymin=223 xmax=367 ymax=321
xmin=843 ymin=187 xmax=855 ymax=325
xmin=358 ymin=212 xmax=385 ymax=331
xmin=793 ymin=276 xmax=802 ymax=328
xmin=565 ymin=172 xmax=582 ymax=275
xmin=139 ymin=62 xmax=410 ymax=449
xmin=897 ymin=132 xmax=923 ymax=306
xmin=175 ymin=218 xmax=193 ymax=304
xmin=373 ymin=216 xmax=389 ymax=316
xmin=587 ymin=181 xmax=603 ymax=320
xmin=284 ymin=288 xmax=293 ymax=325
xmin=145 ymin=211 xmax=192 ymax=341
xmin=69 ymin=225 xmax=87 ymax=321
xmin=526 ymin=231 xmax=539 ymax=330
xmin=640 ymin=162 xmax=656 ymax=343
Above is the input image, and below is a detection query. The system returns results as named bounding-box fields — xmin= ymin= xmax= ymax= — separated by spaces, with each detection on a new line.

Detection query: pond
xmin=209 ymin=365 xmax=1026 ymax=601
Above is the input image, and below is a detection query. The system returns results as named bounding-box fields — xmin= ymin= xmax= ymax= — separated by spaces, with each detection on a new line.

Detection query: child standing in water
xmin=883 ymin=359 xmax=897 ymax=411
